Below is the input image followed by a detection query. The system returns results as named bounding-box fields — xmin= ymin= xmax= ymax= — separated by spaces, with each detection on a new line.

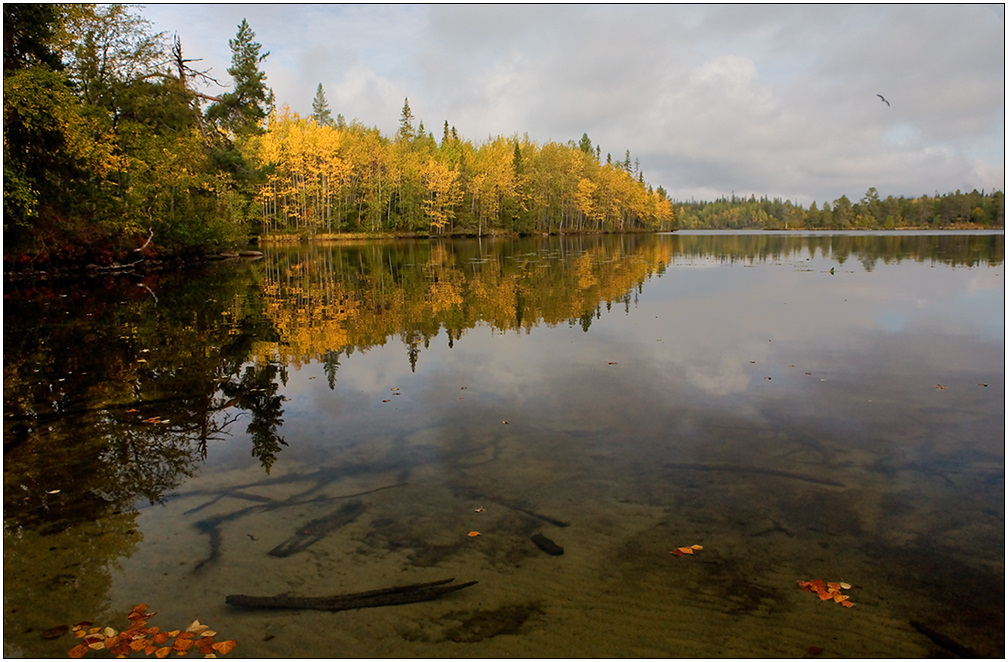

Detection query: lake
xmin=3 ymin=231 xmax=1004 ymax=658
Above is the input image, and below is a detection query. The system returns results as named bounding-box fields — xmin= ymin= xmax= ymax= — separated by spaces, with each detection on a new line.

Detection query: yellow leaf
xmin=690 ymin=544 xmax=703 ymax=550
xmin=839 ymin=582 xmax=851 ymax=590
xmin=211 ymin=639 xmax=237 ymax=655
xmin=185 ymin=620 xmax=209 ymax=635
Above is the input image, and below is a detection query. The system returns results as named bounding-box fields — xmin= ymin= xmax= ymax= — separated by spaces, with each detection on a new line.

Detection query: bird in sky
xmin=876 ymin=94 xmax=890 ymax=107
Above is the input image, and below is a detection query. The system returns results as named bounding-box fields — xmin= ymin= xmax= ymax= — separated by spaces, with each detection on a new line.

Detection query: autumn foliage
xmin=797 ymin=579 xmax=855 ymax=608
xmin=245 ymin=106 xmax=675 ymax=237
xmin=65 ymin=604 xmax=236 ymax=658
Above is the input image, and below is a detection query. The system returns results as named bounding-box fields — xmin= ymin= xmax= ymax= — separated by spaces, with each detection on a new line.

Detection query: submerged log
xmin=664 ymin=463 xmax=845 ymax=488
xmin=909 ymin=620 xmax=980 ymax=658
xmin=268 ymin=500 xmax=365 ymax=557
xmin=531 ymin=532 xmax=564 ymax=556
xmin=225 ymin=578 xmax=477 ymax=612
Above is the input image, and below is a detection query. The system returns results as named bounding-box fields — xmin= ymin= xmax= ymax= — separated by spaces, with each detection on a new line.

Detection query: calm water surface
xmin=4 ymin=232 xmax=1004 ymax=657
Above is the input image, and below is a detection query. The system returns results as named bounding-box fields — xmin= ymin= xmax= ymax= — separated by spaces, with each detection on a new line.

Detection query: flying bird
xmin=876 ymin=94 xmax=890 ymax=107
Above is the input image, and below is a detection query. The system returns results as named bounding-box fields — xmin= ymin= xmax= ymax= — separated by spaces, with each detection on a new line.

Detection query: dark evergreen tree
xmin=206 ymin=19 xmax=272 ymax=136
xmin=311 ymin=83 xmax=332 ymax=126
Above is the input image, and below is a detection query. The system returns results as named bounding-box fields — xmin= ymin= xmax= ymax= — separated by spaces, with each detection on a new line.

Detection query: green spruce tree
xmin=311 ymin=83 xmax=333 ymax=126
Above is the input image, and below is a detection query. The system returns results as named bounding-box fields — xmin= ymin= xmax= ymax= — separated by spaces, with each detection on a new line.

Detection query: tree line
xmin=4 ymin=4 xmax=272 ymax=268
xmin=248 ymin=95 xmax=674 ymax=237
xmin=675 ymin=188 xmax=1004 ymax=230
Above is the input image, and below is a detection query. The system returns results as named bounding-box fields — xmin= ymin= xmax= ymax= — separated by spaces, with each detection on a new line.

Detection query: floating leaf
xmin=155 ymin=645 xmax=172 ymax=658
xmin=467 ymin=531 xmax=480 ymax=537
xmin=798 ymin=579 xmax=856 ymax=607
xmin=68 ymin=644 xmax=89 ymax=658
xmin=671 ymin=544 xmax=700 ymax=556
xmin=211 ymin=640 xmax=237 ymax=655
xmin=474 ymin=506 xmax=486 ymax=513
xmin=185 ymin=620 xmax=209 ymax=635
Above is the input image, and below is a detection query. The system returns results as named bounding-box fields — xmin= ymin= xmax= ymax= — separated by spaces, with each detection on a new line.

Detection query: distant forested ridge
xmin=675 ymin=188 xmax=1004 ymax=231
xmin=3 ymin=6 xmax=1002 ymax=272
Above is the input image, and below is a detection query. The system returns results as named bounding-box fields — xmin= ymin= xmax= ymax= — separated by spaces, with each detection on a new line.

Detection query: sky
xmin=139 ymin=4 xmax=1005 ymax=206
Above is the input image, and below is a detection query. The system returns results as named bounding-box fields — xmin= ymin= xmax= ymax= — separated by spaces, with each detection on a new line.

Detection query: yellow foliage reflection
xmin=252 ymin=236 xmax=673 ymax=366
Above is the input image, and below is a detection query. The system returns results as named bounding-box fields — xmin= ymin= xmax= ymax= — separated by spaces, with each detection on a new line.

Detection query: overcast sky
xmin=140 ymin=4 xmax=1004 ymax=205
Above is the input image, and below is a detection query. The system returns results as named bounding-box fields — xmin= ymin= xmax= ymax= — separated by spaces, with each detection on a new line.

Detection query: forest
xmin=3 ymin=5 xmax=1003 ymax=272
xmin=674 ymin=188 xmax=1004 ymax=231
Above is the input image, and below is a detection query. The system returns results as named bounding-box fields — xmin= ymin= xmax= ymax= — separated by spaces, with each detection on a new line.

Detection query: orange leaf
xmin=467 ymin=531 xmax=480 ymax=537
xmin=197 ymin=638 xmax=216 ymax=655
xmin=212 ymin=640 xmax=237 ymax=655
xmin=67 ymin=644 xmax=89 ymax=658
xmin=145 ymin=645 xmax=157 ymax=655
xmin=827 ymin=582 xmax=841 ymax=591
xmin=130 ymin=639 xmax=148 ymax=652
xmin=175 ymin=631 xmax=194 ymax=641
xmin=167 ymin=630 xmax=181 ymax=638
xmin=690 ymin=544 xmax=703 ymax=550
xmin=670 ymin=548 xmax=686 ymax=556
xmin=153 ymin=631 xmax=170 ymax=645
xmin=155 ymin=645 xmax=172 ymax=658
xmin=841 ymin=600 xmax=855 ymax=608
xmin=173 ymin=638 xmax=194 ymax=653
xmin=677 ymin=546 xmax=694 ymax=555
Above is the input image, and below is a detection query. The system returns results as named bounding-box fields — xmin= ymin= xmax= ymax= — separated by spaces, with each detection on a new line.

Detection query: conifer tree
xmin=311 ymin=83 xmax=332 ymax=126
xmin=206 ymin=19 xmax=272 ymax=136
xmin=397 ymin=97 xmax=414 ymax=143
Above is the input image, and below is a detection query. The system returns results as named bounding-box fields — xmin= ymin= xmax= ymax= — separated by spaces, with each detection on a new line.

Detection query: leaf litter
xmin=64 ymin=604 xmax=236 ymax=658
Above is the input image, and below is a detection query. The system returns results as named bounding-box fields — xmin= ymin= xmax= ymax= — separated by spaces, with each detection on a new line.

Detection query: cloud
xmin=139 ymin=4 xmax=1004 ymax=204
